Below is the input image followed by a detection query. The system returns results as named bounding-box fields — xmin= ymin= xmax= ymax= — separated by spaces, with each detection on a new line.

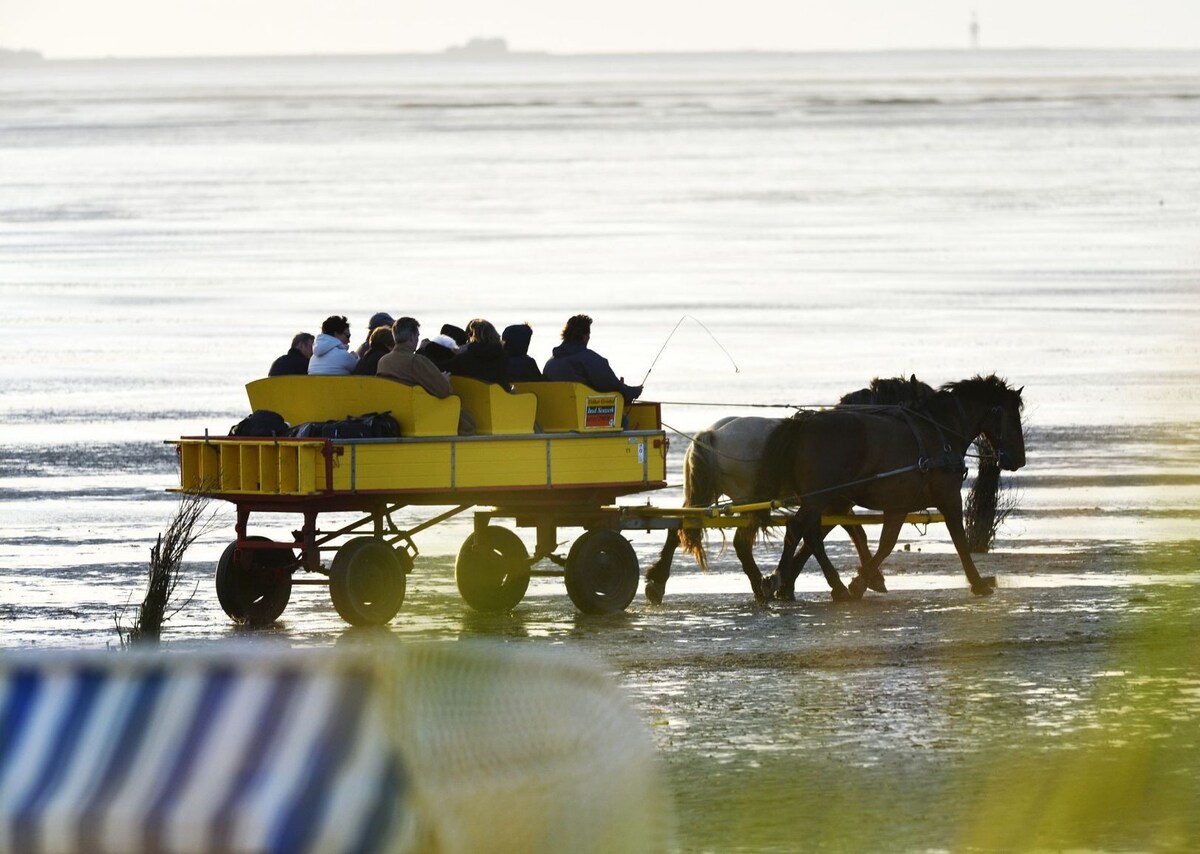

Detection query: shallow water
xmin=2 ymin=50 xmax=1200 ymax=851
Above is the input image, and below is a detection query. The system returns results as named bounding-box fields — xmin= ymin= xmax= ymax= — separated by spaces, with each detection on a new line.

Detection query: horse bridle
xmin=905 ymin=395 xmax=1008 ymax=476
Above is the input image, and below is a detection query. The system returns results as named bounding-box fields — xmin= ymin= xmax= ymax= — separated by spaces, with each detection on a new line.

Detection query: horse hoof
xmin=773 ymin=587 xmax=796 ymax=602
xmin=760 ymin=574 xmax=780 ymax=597
xmin=644 ymin=580 xmax=664 ymax=605
xmin=981 ymin=575 xmax=997 ymax=589
xmin=830 ymin=586 xmax=852 ymax=602
xmin=971 ymin=582 xmax=995 ymax=597
xmin=865 ymin=572 xmax=888 ymax=594
xmin=847 ymin=576 xmax=867 ymax=601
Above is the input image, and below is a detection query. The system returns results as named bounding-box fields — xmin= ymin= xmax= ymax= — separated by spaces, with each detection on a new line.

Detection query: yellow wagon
xmin=173 ymin=376 xmax=670 ymax=625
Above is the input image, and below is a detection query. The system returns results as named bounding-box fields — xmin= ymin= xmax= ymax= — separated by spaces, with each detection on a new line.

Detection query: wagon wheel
xmin=329 ymin=537 xmax=409 ymax=627
xmin=565 ymin=529 xmax=640 ymax=615
xmin=455 ymin=526 xmax=530 ymax=613
xmin=215 ymin=536 xmax=293 ymax=626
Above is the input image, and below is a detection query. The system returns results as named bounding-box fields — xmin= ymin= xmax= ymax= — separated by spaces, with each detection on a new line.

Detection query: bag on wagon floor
xmin=229 ymin=409 xmax=289 ymax=437
xmin=287 ymin=411 xmax=400 ymax=440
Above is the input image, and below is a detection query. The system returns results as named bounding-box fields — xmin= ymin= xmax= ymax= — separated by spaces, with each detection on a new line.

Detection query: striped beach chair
xmin=1 ymin=641 xmax=671 ymax=854
xmin=0 ymin=647 xmax=415 ymax=854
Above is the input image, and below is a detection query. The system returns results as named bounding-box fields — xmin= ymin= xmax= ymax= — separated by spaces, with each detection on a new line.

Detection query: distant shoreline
xmin=14 ymin=46 xmax=1200 ymax=64
xmin=0 ymin=47 xmax=44 ymax=63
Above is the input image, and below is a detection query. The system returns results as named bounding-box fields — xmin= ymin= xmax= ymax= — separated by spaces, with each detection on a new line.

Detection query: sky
xmin=2 ymin=0 xmax=1200 ymax=59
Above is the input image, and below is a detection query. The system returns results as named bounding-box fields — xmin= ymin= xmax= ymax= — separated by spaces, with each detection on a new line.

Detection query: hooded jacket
xmin=307 ymin=333 xmax=358 ymax=376
xmin=502 ymin=324 xmax=542 ymax=382
xmin=542 ymin=340 xmax=642 ymax=402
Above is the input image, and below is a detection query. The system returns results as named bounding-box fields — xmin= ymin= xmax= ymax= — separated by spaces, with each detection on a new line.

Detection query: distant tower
xmin=970 ymin=11 xmax=980 ymax=49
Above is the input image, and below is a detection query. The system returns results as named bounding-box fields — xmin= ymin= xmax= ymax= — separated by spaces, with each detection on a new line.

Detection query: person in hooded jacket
xmin=543 ymin=314 xmax=643 ymax=403
xmin=502 ymin=323 xmax=542 ymax=383
xmin=447 ymin=319 xmax=509 ymax=387
xmin=353 ymin=325 xmax=394 ymax=376
xmin=308 ymin=315 xmax=359 ymax=375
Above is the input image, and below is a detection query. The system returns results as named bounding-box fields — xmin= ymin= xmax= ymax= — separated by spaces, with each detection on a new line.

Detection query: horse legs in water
xmin=774 ymin=510 xmax=852 ymax=601
xmin=846 ymin=512 xmax=905 ymax=599
xmin=938 ymin=498 xmax=997 ymax=596
xmin=645 ymin=524 xmax=767 ymax=604
xmin=732 ymin=525 xmax=768 ymax=603
xmin=644 ymin=528 xmax=678 ymax=605
xmin=766 ymin=516 xmax=884 ymax=601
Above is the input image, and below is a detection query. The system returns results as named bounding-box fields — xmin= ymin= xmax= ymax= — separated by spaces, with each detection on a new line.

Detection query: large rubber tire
xmin=565 ymin=529 xmax=640 ymax=615
xmin=329 ymin=537 xmax=408 ymax=626
xmin=455 ymin=526 xmax=530 ymax=613
xmin=215 ymin=537 xmax=293 ymax=626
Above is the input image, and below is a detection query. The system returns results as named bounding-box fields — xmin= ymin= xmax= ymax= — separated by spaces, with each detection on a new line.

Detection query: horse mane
xmin=936 ymin=374 xmax=1024 ymax=410
xmin=838 ymin=374 xmax=935 ymax=407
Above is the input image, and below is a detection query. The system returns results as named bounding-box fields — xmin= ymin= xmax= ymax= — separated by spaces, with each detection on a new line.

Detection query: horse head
xmin=980 ymin=383 xmax=1026 ymax=471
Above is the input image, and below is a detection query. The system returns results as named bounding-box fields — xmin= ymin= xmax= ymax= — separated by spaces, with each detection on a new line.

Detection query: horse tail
xmin=756 ymin=416 xmax=808 ymax=502
xmin=679 ymin=429 xmax=721 ymax=571
xmin=965 ymin=439 xmax=1003 ymax=552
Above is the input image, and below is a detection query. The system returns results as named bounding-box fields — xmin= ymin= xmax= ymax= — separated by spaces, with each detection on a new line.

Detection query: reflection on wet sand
xmin=3 ymin=546 xmax=1199 ymax=850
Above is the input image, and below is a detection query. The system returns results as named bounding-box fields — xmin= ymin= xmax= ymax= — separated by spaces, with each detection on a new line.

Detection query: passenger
xmin=448 ymin=319 xmax=509 ymax=387
xmin=440 ymin=324 xmax=469 ymax=350
xmin=353 ymin=325 xmax=395 ymax=376
xmin=543 ymin=314 xmax=643 ymax=404
xmin=268 ymin=332 xmax=314 ymax=377
xmin=308 ymin=315 xmax=359 ymax=375
xmin=502 ymin=323 xmax=542 ymax=382
xmin=378 ymin=317 xmax=475 ymax=435
xmin=355 ymin=311 xmax=395 ymax=358
xmin=417 ymin=333 xmax=460 ymax=371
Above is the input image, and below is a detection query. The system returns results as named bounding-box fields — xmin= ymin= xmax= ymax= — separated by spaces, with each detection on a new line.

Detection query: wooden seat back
xmin=511 ymin=381 xmax=624 ymax=432
xmin=449 ymin=377 xmax=538 ymax=435
xmin=246 ymin=376 xmax=461 ymax=437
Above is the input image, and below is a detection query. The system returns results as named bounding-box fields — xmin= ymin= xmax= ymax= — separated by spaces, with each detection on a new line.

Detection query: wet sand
xmin=5 ymin=540 xmax=1199 ymax=851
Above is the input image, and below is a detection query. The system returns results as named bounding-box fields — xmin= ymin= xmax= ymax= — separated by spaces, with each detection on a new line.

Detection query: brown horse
xmin=756 ymin=375 xmax=1025 ymax=600
xmin=643 ymin=375 xmax=934 ymax=604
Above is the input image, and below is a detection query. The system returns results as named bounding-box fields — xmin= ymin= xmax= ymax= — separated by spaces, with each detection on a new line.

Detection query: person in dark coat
xmin=268 ymin=332 xmax=314 ymax=376
xmin=355 ymin=311 xmax=395 ymax=358
xmin=502 ymin=323 xmax=542 ymax=383
xmin=448 ymin=319 xmax=509 ymax=387
xmin=353 ymin=326 xmax=395 ymax=376
xmin=440 ymin=324 xmax=468 ymax=348
xmin=417 ymin=333 xmax=460 ymax=371
xmin=543 ymin=314 xmax=642 ymax=403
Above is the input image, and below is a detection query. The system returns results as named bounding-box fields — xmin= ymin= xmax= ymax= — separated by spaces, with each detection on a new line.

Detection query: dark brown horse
xmin=644 ymin=375 xmax=935 ymax=604
xmin=757 ymin=375 xmax=1025 ymax=600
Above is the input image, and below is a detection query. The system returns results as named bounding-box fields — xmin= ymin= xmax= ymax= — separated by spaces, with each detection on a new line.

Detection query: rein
xmin=782 ymin=462 xmax=927 ymax=505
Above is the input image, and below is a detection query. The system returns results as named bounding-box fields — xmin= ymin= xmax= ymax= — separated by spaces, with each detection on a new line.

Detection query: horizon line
xmin=12 ymin=44 xmax=1200 ymax=63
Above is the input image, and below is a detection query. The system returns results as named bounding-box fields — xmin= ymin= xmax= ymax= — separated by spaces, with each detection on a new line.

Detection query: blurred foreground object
xmin=0 ymin=641 xmax=672 ymax=854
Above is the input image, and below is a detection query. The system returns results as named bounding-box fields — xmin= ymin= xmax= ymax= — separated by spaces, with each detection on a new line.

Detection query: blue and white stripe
xmin=0 ymin=648 xmax=414 ymax=854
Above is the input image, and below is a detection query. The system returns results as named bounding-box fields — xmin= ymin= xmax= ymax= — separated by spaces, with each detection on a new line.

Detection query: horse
xmin=756 ymin=375 xmax=1025 ymax=601
xmin=643 ymin=375 xmax=935 ymax=605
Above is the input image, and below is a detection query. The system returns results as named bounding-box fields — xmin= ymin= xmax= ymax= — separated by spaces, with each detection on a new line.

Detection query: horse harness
xmin=899 ymin=406 xmax=969 ymax=479
xmin=788 ymin=403 xmax=970 ymax=505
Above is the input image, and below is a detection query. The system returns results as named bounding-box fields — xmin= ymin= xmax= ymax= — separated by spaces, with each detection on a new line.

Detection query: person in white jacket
xmin=307 ymin=315 xmax=359 ymax=375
